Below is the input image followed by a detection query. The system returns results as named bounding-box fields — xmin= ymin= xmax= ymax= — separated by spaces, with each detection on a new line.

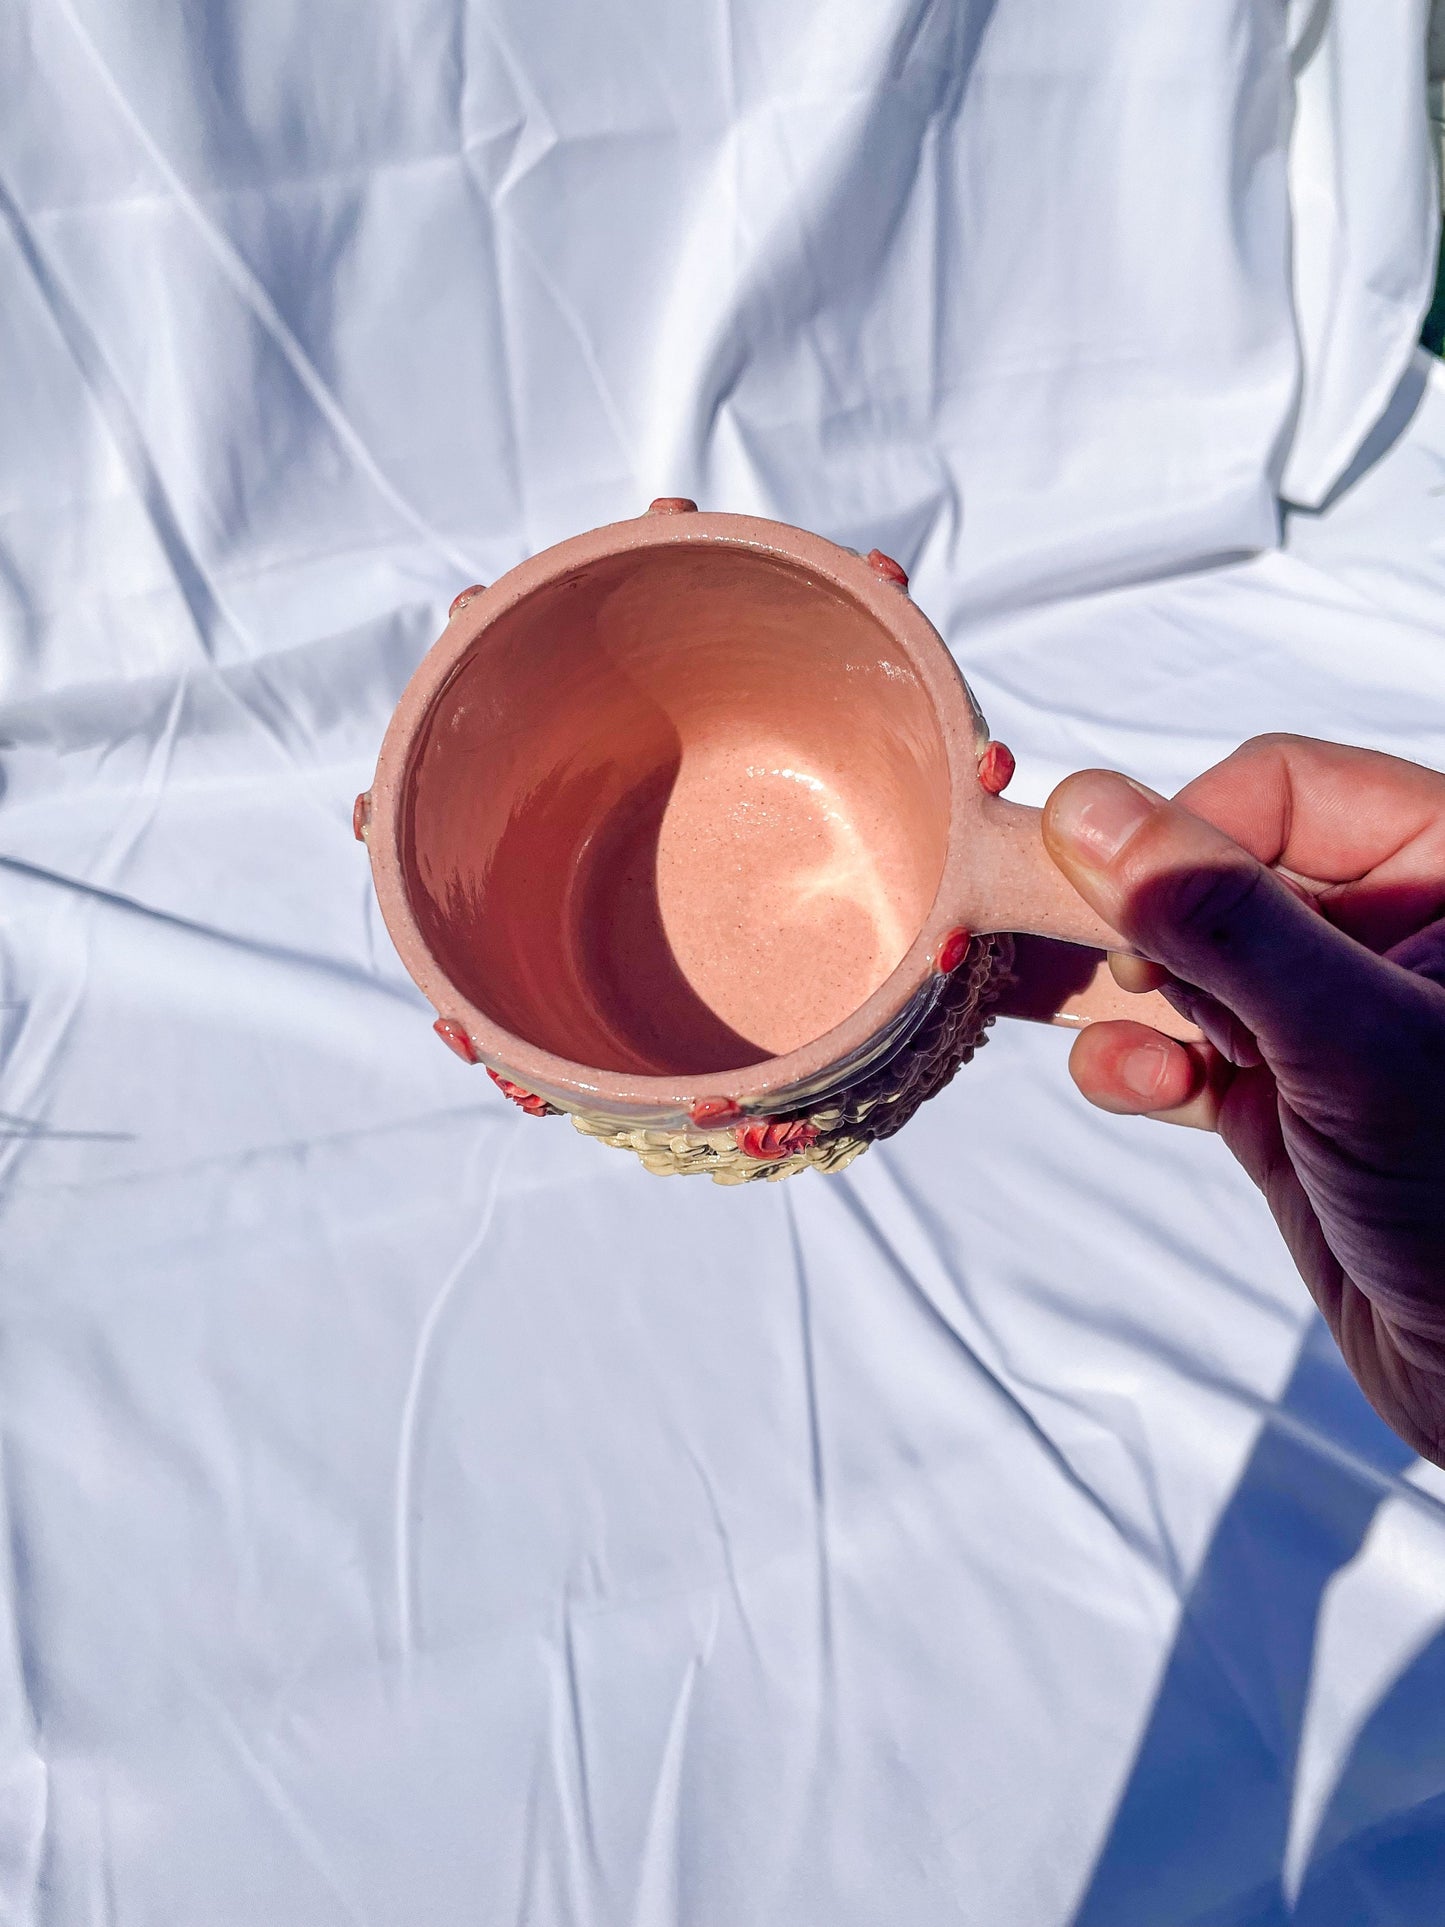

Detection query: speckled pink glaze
xmin=364 ymin=507 xmax=1194 ymax=1128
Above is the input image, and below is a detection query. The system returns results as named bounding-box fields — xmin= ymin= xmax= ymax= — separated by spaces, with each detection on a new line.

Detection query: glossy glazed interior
xmin=402 ymin=544 xmax=950 ymax=1076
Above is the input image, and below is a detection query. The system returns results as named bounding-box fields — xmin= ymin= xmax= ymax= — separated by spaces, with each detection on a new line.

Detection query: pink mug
xmin=356 ymin=501 xmax=1193 ymax=1181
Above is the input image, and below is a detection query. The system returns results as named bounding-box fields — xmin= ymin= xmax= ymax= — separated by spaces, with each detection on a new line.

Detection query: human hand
xmin=1041 ymin=736 xmax=1445 ymax=1465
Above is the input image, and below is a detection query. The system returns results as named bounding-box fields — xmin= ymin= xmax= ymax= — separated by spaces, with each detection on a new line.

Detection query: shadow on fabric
xmin=1292 ymin=1629 xmax=1445 ymax=1925
xmin=1070 ymin=1318 xmax=1436 ymax=1927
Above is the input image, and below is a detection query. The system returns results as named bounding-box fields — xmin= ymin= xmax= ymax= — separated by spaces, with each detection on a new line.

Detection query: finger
xmin=1067 ymin=1020 xmax=1229 ymax=1130
xmin=1108 ymin=953 xmax=1261 ymax=1064
xmin=1173 ymin=735 xmax=1445 ymax=951
xmin=1174 ymin=735 xmax=1445 ymax=877
xmin=1107 ymin=952 xmax=1263 ymax=1064
xmin=1108 ymin=952 xmax=1171 ymax=994
xmin=1042 ymin=769 xmax=1405 ymax=1075
xmin=1158 ymin=980 xmax=1264 ymax=1068
xmin=1386 ymin=913 xmax=1445 ymax=990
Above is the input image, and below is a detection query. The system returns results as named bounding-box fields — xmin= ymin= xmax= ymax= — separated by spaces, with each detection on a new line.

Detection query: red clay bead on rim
xmin=977 ymin=740 xmax=1016 ymax=796
xmin=433 ymin=1017 xmax=478 ymax=1064
xmin=448 ymin=584 xmax=487 ymax=619
xmin=648 ymin=497 xmax=698 ymax=514
xmin=486 ymin=1067 xmax=554 ymax=1116
xmin=735 ymin=1118 xmax=821 ymax=1161
xmin=352 ymin=792 xmax=371 ymax=842
xmin=936 ymin=928 xmax=973 ymax=975
xmin=866 ymin=549 xmax=909 ymax=590
xmin=690 ymin=1096 xmax=744 ymax=1129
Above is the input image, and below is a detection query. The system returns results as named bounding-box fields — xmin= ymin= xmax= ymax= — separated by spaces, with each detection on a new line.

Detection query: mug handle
xmin=991 ymin=935 xmax=1202 ymax=1042
xmin=962 ymin=797 xmax=1203 ymax=1041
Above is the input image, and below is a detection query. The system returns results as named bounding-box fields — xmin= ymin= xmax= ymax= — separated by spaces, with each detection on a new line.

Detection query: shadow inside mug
xmin=568 ymin=757 xmax=771 ymax=1074
xmin=428 ymin=744 xmax=768 ymax=1079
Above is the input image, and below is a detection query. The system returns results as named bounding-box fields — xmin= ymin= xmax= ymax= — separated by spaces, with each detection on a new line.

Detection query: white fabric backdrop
xmin=1 ymin=4 xmax=1443 ymax=1922
xmin=1282 ymin=0 xmax=1439 ymax=505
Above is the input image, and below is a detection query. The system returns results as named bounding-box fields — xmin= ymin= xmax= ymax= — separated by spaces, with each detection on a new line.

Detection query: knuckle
xmin=1151 ymin=861 xmax=1271 ymax=954
xmin=1222 ymin=732 xmax=1306 ymax=786
xmin=1238 ymin=731 xmax=1299 ymax=757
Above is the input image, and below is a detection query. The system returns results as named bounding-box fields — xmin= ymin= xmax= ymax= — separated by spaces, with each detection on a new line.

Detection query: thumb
xmin=1041 ymin=769 xmax=1389 ymax=1070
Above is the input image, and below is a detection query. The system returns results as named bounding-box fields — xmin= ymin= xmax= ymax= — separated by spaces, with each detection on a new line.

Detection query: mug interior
xmin=401 ymin=542 xmax=951 ymax=1077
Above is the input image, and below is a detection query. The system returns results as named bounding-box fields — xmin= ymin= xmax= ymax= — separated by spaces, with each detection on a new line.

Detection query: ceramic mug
xmin=356 ymin=500 xmax=1194 ymax=1181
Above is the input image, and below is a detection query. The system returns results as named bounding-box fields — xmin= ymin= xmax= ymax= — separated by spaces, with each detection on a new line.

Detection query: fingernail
xmin=1120 ymin=1039 xmax=1176 ymax=1101
xmin=1051 ymin=773 xmax=1161 ymax=865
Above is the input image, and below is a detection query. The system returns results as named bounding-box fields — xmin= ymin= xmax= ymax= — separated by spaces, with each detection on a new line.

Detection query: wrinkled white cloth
xmin=1282 ymin=0 xmax=1439 ymax=504
xmin=1 ymin=4 xmax=1444 ymax=1922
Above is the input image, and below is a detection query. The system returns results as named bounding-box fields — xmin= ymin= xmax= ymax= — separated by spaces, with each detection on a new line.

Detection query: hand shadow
xmin=1070 ymin=1318 xmax=1419 ymax=1927
xmin=1292 ymin=1624 xmax=1445 ymax=1925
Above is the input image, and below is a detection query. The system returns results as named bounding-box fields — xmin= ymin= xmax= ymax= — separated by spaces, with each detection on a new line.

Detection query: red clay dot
xmin=486 ymin=1068 xmax=552 ymax=1116
xmin=434 ymin=1017 xmax=478 ymax=1064
xmin=736 ymin=1118 xmax=820 ymax=1160
xmin=866 ymin=549 xmax=909 ymax=589
xmin=937 ymin=928 xmax=972 ymax=974
xmin=978 ymin=740 xmax=1016 ymax=795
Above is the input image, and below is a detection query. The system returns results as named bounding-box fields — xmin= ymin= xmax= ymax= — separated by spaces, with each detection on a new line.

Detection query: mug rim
xmin=366 ymin=509 xmax=989 ymax=1118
